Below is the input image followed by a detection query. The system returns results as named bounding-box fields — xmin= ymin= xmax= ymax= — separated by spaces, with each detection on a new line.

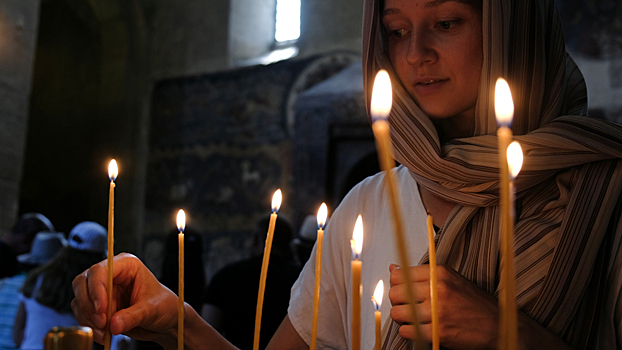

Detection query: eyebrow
xmin=383 ymin=0 xmax=470 ymax=16
xmin=425 ymin=0 xmax=471 ymax=8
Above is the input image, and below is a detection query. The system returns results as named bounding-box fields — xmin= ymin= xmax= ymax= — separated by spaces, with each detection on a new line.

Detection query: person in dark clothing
xmin=134 ymin=227 xmax=206 ymax=350
xmin=201 ymin=215 xmax=300 ymax=350
xmin=0 ymin=213 xmax=54 ymax=279
xmin=160 ymin=227 xmax=206 ymax=312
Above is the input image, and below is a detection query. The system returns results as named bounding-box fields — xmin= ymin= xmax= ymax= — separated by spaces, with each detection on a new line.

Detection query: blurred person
xmin=201 ymin=215 xmax=300 ymax=350
xmin=291 ymin=215 xmax=319 ymax=268
xmin=13 ymin=222 xmax=106 ymax=350
xmin=0 ymin=232 xmax=65 ymax=350
xmin=134 ymin=228 xmax=206 ymax=350
xmin=160 ymin=227 xmax=205 ymax=312
xmin=0 ymin=213 xmax=54 ymax=279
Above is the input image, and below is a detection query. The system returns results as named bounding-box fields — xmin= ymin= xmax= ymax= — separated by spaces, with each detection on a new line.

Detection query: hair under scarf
xmin=362 ymin=0 xmax=622 ymax=348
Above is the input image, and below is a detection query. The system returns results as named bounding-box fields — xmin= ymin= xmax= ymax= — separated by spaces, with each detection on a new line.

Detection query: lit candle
xmin=351 ymin=215 xmax=363 ymax=350
xmin=495 ymin=78 xmax=517 ymax=350
xmin=370 ymin=70 xmax=424 ymax=349
xmin=176 ymin=209 xmax=186 ymax=350
xmin=427 ymin=213 xmax=439 ymax=350
xmin=104 ymin=159 xmax=117 ymax=350
xmin=310 ymin=203 xmax=328 ymax=350
xmin=372 ymin=280 xmax=384 ymax=350
xmin=253 ymin=189 xmax=282 ymax=350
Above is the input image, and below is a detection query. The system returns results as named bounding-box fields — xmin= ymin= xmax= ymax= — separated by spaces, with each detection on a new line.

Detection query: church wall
xmin=0 ymin=0 xmax=41 ymax=235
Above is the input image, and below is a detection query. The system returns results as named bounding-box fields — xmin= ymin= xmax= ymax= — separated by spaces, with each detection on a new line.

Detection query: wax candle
xmin=253 ymin=189 xmax=282 ymax=350
xmin=427 ymin=214 xmax=439 ymax=350
xmin=104 ymin=159 xmax=117 ymax=350
xmin=372 ymin=280 xmax=384 ymax=350
xmin=310 ymin=203 xmax=328 ymax=350
xmin=177 ymin=209 xmax=186 ymax=350
xmin=351 ymin=215 xmax=363 ymax=350
xmin=370 ymin=70 xmax=424 ymax=350
xmin=495 ymin=78 xmax=517 ymax=350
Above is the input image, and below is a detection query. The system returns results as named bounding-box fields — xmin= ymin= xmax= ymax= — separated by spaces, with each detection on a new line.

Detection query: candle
xmin=351 ymin=215 xmax=363 ymax=350
xmin=427 ymin=214 xmax=439 ymax=350
xmin=104 ymin=159 xmax=117 ymax=350
xmin=372 ymin=280 xmax=384 ymax=350
xmin=176 ymin=209 xmax=186 ymax=350
xmin=495 ymin=78 xmax=517 ymax=350
xmin=370 ymin=70 xmax=424 ymax=350
xmin=310 ymin=203 xmax=328 ymax=350
xmin=253 ymin=189 xmax=282 ymax=350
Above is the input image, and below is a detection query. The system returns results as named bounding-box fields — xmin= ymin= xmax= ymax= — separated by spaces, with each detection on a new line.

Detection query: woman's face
xmin=383 ymin=0 xmax=483 ymax=123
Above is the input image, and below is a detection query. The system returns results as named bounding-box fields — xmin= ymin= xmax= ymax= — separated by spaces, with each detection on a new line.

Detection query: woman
xmin=14 ymin=222 xmax=108 ymax=349
xmin=71 ymin=0 xmax=622 ymax=349
xmin=358 ymin=0 xmax=622 ymax=349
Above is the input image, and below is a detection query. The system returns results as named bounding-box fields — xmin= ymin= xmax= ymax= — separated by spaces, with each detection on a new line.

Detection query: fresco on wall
xmin=144 ymin=53 xmax=357 ymax=278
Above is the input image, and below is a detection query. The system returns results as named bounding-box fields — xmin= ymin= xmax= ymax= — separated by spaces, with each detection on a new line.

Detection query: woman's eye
xmin=437 ymin=20 xmax=459 ymax=30
xmin=389 ymin=28 xmax=407 ymax=38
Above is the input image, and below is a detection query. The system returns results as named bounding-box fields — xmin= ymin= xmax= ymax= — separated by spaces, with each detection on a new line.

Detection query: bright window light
xmin=275 ymin=0 xmax=301 ymax=42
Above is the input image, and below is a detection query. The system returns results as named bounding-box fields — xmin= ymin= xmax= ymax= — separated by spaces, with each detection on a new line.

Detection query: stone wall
xmin=0 ymin=0 xmax=40 ymax=235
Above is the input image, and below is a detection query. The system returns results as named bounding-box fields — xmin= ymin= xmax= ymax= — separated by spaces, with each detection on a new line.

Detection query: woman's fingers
xmin=390 ymin=299 xmax=432 ymax=325
xmin=389 ymin=280 xmax=430 ymax=306
xmin=389 ymin=265 xmax=430 ymax=287
xmin=398 ymin=323 xmax=433 ymax=344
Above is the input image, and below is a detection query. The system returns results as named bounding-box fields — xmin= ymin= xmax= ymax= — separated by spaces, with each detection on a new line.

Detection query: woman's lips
xmin=414 ymin=79 xmax=448 ymax=96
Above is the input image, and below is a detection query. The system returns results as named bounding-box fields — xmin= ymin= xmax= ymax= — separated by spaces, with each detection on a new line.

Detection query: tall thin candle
xmin=427 ymin=213 xmax=439 ymax=350
xmin=495 ymin=78 xmax=517 ymax=350
xmin=370 ymin=70 xmax=424 ymax=350
xmin=310 ymin=203 xmax=328 ymax=350
xmin=372 ymin=280 xmax=384 ymax=350
xmin=351 ymin=215 xmax=363 ymax=350
xmin=176 ymin=209 xmax=186 ymax=350
xmin=253 ymin=189 xmax=282 ymax=350
xmin=104 ymin=159 xmax=117 ymax=350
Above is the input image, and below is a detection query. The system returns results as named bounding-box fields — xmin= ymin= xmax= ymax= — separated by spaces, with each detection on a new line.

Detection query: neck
xmin=432 ymin=112 xmax=475 ymax=143
xmin=418 ymin=185 xmax=456 ymax=228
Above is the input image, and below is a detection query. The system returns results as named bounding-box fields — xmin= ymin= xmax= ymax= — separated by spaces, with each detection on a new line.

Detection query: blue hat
xmin=17 ymin=232 xmax=67 ymax=265
xmin=68 ymin=222 xmax=107 ymax=254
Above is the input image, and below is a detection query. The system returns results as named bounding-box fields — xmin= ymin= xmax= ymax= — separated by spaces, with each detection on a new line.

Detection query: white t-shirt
xmin=288 ymin=166 xmax=429 ymax=349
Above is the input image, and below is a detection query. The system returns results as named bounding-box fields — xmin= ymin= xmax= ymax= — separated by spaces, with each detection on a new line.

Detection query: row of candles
xmin=102 ymin=71 xmax=523 ymax=350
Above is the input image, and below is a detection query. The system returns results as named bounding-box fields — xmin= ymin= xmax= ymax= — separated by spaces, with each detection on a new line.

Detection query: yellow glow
xmin=351 ymin=215 xmax=364 ymax=256
xmin=272 ymin=189 xmax=282 ymax=212
xmin=317 ymin=203 xmax=328 ymax=229
xmin=176 ymin=209 xmax=186 ymax=233
xmin=108 ymin=159 xmax=118 ymax=181
xmin=370 ymin=70 xmax=392 ymax=121
xmin=507 ymin=141 xmax=524 ymax=180
xmin=494 ymin=78 xmax=514 ymax=127
xmin=372 ymin=279 xmax=384 ymax=310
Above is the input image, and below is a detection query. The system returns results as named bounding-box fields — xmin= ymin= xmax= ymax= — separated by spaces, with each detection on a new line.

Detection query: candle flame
xmin=507 ymin=141 xmax=523 ymax=180
xmin=317 ymin=203 xmax=327 ymax=229
xmin=351 ymin=215 xmax=363 ymax=258
xmin=370 ymin=70 xmax=392 ymax=121
xmin=372 ymin=279 xmax=384 ymax=310
xmin=177 ymin=209 xmax=186 ymax=233
xmin=108 ymin=159 xmax=118 ymax=181
xmin=271 ymin=189 xmax=282 ymax=213
xmin=494 ymin=78 xmax=514 ymax=127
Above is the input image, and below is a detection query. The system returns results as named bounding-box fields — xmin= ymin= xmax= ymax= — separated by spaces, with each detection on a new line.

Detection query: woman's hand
xmin=388 ymin=264 xmax=499 ymax=350
xmin=71 ymin=253 xmax=180 ymax=347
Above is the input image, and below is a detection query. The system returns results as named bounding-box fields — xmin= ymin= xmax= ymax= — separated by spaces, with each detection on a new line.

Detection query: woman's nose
xmin=406 ymin=31 xmax=436 ymax=66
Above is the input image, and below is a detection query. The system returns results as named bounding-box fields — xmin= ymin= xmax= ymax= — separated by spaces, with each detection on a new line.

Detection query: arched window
xmin=275 ymin=0 xmax=301 ymax=43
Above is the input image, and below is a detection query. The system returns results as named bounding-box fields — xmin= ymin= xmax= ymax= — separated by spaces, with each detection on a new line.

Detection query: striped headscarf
xmin=362 ymin=0 xmax=622 ymax=348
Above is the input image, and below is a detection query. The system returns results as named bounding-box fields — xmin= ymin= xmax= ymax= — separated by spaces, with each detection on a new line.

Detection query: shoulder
xmin=326 ymin=165 xmax=419 ymax=240
xmin=342 ymin=165 xmax=415 ymax=203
